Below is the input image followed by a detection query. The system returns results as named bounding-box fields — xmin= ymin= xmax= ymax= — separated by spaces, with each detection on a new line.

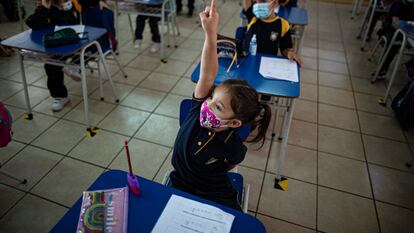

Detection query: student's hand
xmin=287 ymin=51 xmax=303 ymax=66
xmin=200 ymin=0 xmax=219 ymax=37
xmin=41 ymin=0 xmax=51 ymax=8
xmin=99 ymin=0 xmax=109 ymax=10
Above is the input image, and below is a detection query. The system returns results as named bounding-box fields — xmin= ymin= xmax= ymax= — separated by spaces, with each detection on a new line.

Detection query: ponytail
xmin=247 ymin=103 xmax=271 ymax=148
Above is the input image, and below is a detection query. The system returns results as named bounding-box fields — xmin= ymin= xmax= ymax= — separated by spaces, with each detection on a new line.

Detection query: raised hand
xmin=199 ymin=0 xmax=219 ymax=36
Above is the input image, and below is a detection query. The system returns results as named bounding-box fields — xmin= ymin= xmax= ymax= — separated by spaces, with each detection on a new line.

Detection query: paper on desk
xmin=151 ymin=195 xmax=235 ymax=233
xmin=259 ymin=57 xmax=298 ymax=82
xmin=54 ymin=25 xmax=85 ymax=34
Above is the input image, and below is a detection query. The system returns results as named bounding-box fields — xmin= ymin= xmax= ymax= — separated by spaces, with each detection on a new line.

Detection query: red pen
xmin=125 ymin=140 xmax=141 ymax=196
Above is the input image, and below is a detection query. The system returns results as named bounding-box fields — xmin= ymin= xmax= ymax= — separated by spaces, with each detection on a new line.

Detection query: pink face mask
xmin=199 ymin=101 xmax=230 ymax=129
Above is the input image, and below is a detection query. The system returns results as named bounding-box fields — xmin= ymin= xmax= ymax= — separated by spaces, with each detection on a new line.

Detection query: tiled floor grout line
xmin=315 ymin=0 xmax=320 ymax=229
xmin=256 ymin=211 xmax=318 ymax=231
xmin=335 ymin=4 xmax=382 ymax=233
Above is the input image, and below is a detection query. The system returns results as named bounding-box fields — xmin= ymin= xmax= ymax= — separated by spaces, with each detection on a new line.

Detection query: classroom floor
xmin=1 ymin=0 xmax=414 ymax=232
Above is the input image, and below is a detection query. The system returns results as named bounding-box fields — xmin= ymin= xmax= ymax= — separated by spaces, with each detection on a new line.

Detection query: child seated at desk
xmin=134 ymin=15 xmax=161 ymax=53
xmin=242 ymin=0 xmax=302 ymax=64
xmin=169 ymin=0 xmax=272 ymax=211
xmin=26 ymin=0 xmax=79 ymax=112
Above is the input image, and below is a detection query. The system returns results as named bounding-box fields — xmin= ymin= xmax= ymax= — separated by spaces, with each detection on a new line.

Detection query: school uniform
xmin=26 ymin=6 xmax=79 ymax=98
xmin=135 ymin=15 xmax=161 ymax=43
xmin=242 ymin=5 xmax=293 ymax=56
xmin=170 ymin=95 xmax=247 ymax=211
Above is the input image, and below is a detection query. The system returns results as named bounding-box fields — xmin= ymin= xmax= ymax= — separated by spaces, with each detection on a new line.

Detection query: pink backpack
xmin=0 ymin=102 xmax=13 ymax=148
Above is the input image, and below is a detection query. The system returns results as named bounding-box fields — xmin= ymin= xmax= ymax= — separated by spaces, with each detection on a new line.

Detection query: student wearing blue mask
xmin=242 ymin=0 xmax=303 ymax=65
xmin=169 ymin=0 xmax=272 ymax=211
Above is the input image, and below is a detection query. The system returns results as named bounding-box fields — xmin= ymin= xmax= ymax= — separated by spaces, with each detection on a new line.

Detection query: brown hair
xmin=219 ymin=79 xmax=271 ymax=148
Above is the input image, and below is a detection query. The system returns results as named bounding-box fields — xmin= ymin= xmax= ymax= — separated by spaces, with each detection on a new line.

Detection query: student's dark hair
xmin=219 ymin=79 xmax=271 ymax=148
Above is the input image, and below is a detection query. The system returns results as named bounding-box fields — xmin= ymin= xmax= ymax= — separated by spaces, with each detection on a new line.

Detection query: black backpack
xmin=391 ymin=80 xmax=414 ymax=129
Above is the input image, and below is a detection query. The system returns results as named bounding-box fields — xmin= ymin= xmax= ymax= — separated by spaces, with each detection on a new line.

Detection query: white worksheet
xmin=54 ymin=25 xmax=85 ymax=34
xmin=259 ymin=57 xmax=299 ymax=82
xmin=151 ymin=195 xmax=235 ymax=233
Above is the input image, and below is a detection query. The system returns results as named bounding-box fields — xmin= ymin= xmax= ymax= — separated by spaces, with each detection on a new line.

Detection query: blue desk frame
xmin=191 ymin=54 xmax=300 ymax=189
xmin=50 ymin=170 xmax=266 ymax=233
xmin=1 ymin=26 xmax=119 ymax=135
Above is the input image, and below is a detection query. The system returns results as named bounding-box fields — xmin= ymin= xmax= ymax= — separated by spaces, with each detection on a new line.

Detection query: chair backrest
xmin=82 ymin=7 xmax=115 ymax=52
xmin=179 ymin=99 xmax=251 ymax=141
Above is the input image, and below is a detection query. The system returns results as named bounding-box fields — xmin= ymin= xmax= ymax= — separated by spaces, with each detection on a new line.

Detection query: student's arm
xmin=279 ymin=19 xmax=303 ymax=66
xmin=195 ymin=0 xmax=219 ymax=99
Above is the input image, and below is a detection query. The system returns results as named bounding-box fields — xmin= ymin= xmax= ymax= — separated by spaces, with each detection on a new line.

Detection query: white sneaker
xmin=150 ymin=43 xmax=160 ymax=53
xmin=51 ymin=97 xmax=70 ymax=112
xmin=63 ymin=67 xmax=81 ymax=82
xmin=134 ymin=39 xmax=142 ymax=49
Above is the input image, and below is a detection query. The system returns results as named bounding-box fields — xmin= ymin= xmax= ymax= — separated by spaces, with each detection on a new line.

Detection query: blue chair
xmin=163 ymin=99 xmax=251 ymax=213
xmin=82 ymin=7 xmax=128 ymax=79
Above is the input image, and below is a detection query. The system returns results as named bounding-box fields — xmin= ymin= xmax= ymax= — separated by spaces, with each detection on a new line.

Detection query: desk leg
xmin=274 ymin=98 xmax=295 ymax=191
xmin=18 ymin=52 xmax=33 ymax=120
xmin=297 ymin=26 xmax=305 ymax=56
xmin=160 ymin=5 xmax=167 ymax=63
xmin=95 ymin=43 xmax=120 ymax=103
xmin=271 ymin=97 xmax=280 ymax=138
xmin=80 ymin=49 xmax=92 ymax=135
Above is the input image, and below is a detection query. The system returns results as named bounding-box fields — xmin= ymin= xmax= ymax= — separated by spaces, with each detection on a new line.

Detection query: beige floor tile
xmin=0 ymin=146 xmax=62 ymax=190
xmin=301 ymin=47 xmax=318 ymax=58
xmin=32 ymin=157 xmax=103 ymax=206
xmin=286 ymin=120 xmax=317 ymax=150
xmin=358 ymin=111 xmax=405 ymax=141
xmin=370 ymin=164 xmax=414 ymax=209
xmin=363 ymin=135 xmax=412 ymax=171
xmin=0 ymin=184 xmax=24 ymax=217
xmin=32 ymin=119 xmax=85 ymax=154
xmin=318 ymin=49 xmax=347 ymax=63
xmin=4 ymin=105 xmax=26 ymax=120
xmin=69 ymin=130 xmax=128 ymax=167
xmin=154 ymin=59 xmax=192 ymax=76
xmin=5 ymin=66 xmax=45 ymax=84
xmin=11 ymin=113 xmax=59 ymax=143
xmin=354 ymin=92 xmax=394 ymax=116
xmin=303 ymin=37 xmax=318 ymax=48
xmin=319 ymin=104 xmax=359 ymax=131
xmin=268 ymin=143 xmax=317 ymax=184
xmin=0 ymin=140 xmax=25 ymax=163
xmin=106 ymin=51 xmax=137 ymax=66
xmin=300 ymin=68 xmax=318 ymax=85
xmin=293 ymin=99 xmax=317 ymax=123
xmin=135 ymin=114 xmax=179 ymax=147
xmin=4 ymin=86 xmax=49 ymax=109
xmin=0 ymin=79 xmax=22 ymax=100
xmin=318 ymin=40 xmax=344 ymax=52
xmin=238 ymin=166 xmax=265 ymax=212
xmin=112 ymin=67 xmax=151 ymax=86
xmin=155 ymin=94 xmax=186 ymax=118
xmin=171 ymin=78 xmax=196 ymax=97
xmin=0 ymin=62 xmax=24 ymax=78
xmin=318 ymin=71 xmax=352 ymax=90
xmin=178 ymin=38 xmax=204 ymax=51
xmin=258 ymin=173 xmax=317 ymax=228
xmin=109 ymin=139 xmax=170 ymax=180
xmin=98 ymin=106 xmax=150 ymax=136
xmin=257 ymin=214 xmax=315 ymax=233
xmin=242 ymin=140 xmax=271 ymax=171
xmin=127 ymin=55 xmax=161 ymax=71
xmin=352 ymin=77 xmax=386 ymax=96
xmin=318 ymin=187 xmax=379 ymax=233
xmin=153 ymin=153 xmax=173 ymax=184
xmin=63 ymin=99 xmax=116 ymax=126
xmin=300 ymin=83 xmax=317 ymax=102
xmin=302 ymin=56 xmax=318 ymax=70
xmin=0 ymin=194 xmax=67 ymax=233
xmin=66 ymin=78 xmax=100 ymax=96
xmin=376 ymin=201 xmax=414 ymax=233
xmin=169 ymin=48 xmax=201 ymax=63
xmin=319 ymin=59 xmax=348 ymax=75
xmin=318 ymin=125 xmax=365 ymax=160
xmin=139 ymin=72 xmax=180 ymax=92
xmin=348 ymin=63 xmax=376 ymax=78
xmin=90 ymin=81 xmax=135 ymax=102
xmin=319 ymin=86 xmax=355 ymax=108
xmin=184 ymin=62 xmax=200 ymax=78
xmin=121 ymin=87 xmax=166 ymax=112
xmin=406 ymin=129 xmax=414 ymax=144
xmin=319 ymin=152 xmax=372 ymax=197
xmin=33 ymin=95 xmax=82 ymax=118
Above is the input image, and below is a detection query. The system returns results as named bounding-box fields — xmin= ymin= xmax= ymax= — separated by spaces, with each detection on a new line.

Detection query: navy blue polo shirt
xmin=171 ymin=96 xmax=247 ymax=194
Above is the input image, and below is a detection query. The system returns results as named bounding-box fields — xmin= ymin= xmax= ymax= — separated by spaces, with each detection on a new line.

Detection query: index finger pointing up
xmin=209 ymin=0 xmax=216 ymax=16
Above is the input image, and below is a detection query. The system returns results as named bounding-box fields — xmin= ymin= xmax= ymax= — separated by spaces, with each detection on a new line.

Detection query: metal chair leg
xmin=361 ymin=0 xmax=377 ymax=51
xmin=371 ymin=29 xmax=400 ymax=83
xmin=110 ymin=50 xmax=128 ymax=78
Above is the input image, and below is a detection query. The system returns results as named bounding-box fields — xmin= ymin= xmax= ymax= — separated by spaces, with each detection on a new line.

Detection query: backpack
xmin=391 ymin=80 xmax=414 ymax=129
xmin=0 ymin=102 xmax=13 ymax=148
